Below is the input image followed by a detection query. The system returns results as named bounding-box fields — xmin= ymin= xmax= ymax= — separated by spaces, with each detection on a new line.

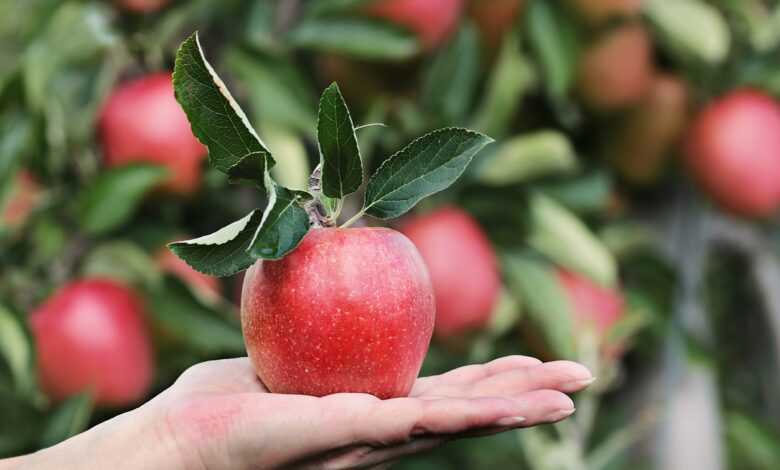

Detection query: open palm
xmin=147 ymin=356 xmax=594 ymax=469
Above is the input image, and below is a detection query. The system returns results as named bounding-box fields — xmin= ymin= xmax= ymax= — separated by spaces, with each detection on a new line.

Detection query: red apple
xmin=1 ymin=170 xmax=41 ymax=228
xmin=241 ymin=227 xmax=434 ymax=399
xmin=30 ymin=279 xmax=154 ymax=406
xmin=98 ymin=73 xmax=206 ymax=195
xmin=686 ymin=89 xmax=780 ymax=217
xmin=364 ymin=0 xmax=465 ymax=51
xmin=156 ymin=245 xmax=220 ymax=301
xmin=568 ymin=0 xmax=642 ymax=25
xmin=611 ymin=73 xmax=689 ymax=185
xmin=399 ymin=207 xmax=500 ymax=338
xmin=557 ymin=269 xmax=624 ymax=340
xmin=115 ymin=0 xmax=170 ymax=13
xmin=469 ymin=0 xmax=525 ymax=54
xmin=577 ymin=24 xmax=654 ymax=111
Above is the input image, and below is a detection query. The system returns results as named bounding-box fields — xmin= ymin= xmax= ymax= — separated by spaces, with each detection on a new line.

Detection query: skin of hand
xmin=1 ymin=356 xmax=593 ymax=470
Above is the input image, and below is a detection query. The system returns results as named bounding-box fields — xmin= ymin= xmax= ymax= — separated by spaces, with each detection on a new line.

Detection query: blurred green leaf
xmin=39 ymin=393 xmax=93 ymax=449
xmin=472 ymin=33 xmax=536 ymax=137
xmin=525 ymin=0 xmax=580 ymax=100
xmin=0 ymin=304 xmax=35 ymax=395
xmin=248 ymin=174 xmax=312 ymax=259
xmin=147 ymin=278 xmax=244 ymax=354
xmin=504 ymin=253 xmax=576 ymax=359
xmin=306 ymin=0 xmax=375 ymax=17
xmin=78 ymin=164 xmax=167 ymax=235
xmin=81 ymin=241 xmax=162 ymax=288
xmin=645 ymin=0 xmax=731 ymax=65
xmin=170 ymin=209 xmax=264 ymax=277
xmin=317 ymin=82 xmax=363 ymax=199
xmin=0 ymin=389 xmax=43 ymax=457
xmin=244 ymin=0 xmax=277 ymax=50
xmin=224 ymin=48 xmax=317 ymax=137
xmin=527 ymin=193 xmax=617 ymax=286
xmin=173 ymin=32 xmax=273 ymax=181
xmin=287 ymin=17 xmax=419 ymax=60
xmin=262 ymin=123 xmax=311 ymax=191
xmin=727 ymin=412 xmax=780 ymax=469
xmin=0 ymin=110 xmax=35 ymax=187
xmin=422 ymin=23 xmax=481 ymax=123
xmin=477 ymin=130 xmax=577 ymax=186
xmin=363 ymin=128 xmax=494 ymax=219
xmin=537 ymin=170 xmax=611 ymax=214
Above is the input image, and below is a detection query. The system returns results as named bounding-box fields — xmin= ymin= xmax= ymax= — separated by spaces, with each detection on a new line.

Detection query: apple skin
xmin=98 ymin=73 xmax=206 ymax=195
xmin=156 ymin=245 xmax=220 ymax=301
xmin=686 ymin=89 xmax=780 ymax=218
xmin=577 ymin=24 xmax=653 ymax=111
xmin=30 ymin=279 xmax=154 ymax=407
xmin=611 ymin=74 xmax=689 ymax=185
xmin=1 ymin=170 xmax=41 ymax=228
xmin=568 ymin=0 xmax=642 ymax=25
xmin=241 ymin=227 xmax=435 ymax=399
xmin=365 ymin=0 xmax=465 ymax=51
xmin=469 ymin=0 xmax=525 ymax=54
xmin=399 ymin=207 xmax=500 ymax=339
xmin=557 ymin=269 xmax=624 ymax=340
xmin=115 ymin=0 xmax=169 ymax=13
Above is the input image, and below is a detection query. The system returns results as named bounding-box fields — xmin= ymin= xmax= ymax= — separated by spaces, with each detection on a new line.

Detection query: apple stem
xmin=340 ymin=210 xmax=365 ymax=228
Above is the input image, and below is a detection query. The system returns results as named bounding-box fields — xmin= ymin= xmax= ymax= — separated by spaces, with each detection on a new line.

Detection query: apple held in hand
xmin=30 ymin=279 xmax=154 ymax=406
xmin=99 ymin=73 xmax=206 ymax=195
xmin=242 ymin=228 xmax=434 ymax=398
xmin=169 ymin=33 xmax=493 ymax=398
xmin=400 ymin=207 xmax=500 ymax=339
xmin=365 ymin=0 xmax=465 ymax=51
xmin=686 ymin=89 xmax=780 ymax=218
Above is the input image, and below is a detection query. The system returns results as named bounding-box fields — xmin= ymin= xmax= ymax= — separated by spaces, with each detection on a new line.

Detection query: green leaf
xmin=536 ymin=171 xmax=611 ymax=214
xmin=306 ymin=0 xmax=375 ymax=17
xmin=169 ymin=209 xmax=264 ymax=277
xmin=527 ymin=193 xmax=617 ymax=286
xmin=727 ymin=412 xmax=780 ymax=469
xmin=78 ymin=164 xmax=167 ymax=235
xmin=363 ymin=128 xmax=494 ymax=219
xmin=503 ymin=253 xmax=576 ymax=359
xmin=472 ymin=33 xmax=537 ymax=137
xmin=147 ymin=277 xmax=245 ymax=354
xmin=477 ymin=130 xmax=577 ymax=185
xmin=317 ymin=82 xmax=363 ymax=199
xmin=0 ymin=304 xmax=35 ymax=394
xmin=422 ymin=23 xmax=481 ymax=123
xmin=287 ymin=17 xmax=419 ymax=60
xmin=81 ymin=241 xmax=162 ymax=288
xmin=645 ymin=0 xmax=730 ymax=65
xmin=249 ymin=174 xmax=312 ymax=259
xmin=525 ymin=0 xmax=579 ymax=100
xmin=39 ymin=393 xmax=93 ymax=448
xmin=173 ymin=32 xmax=273 ymax=182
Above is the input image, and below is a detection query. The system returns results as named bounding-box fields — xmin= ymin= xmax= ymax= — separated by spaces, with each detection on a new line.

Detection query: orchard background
xmin=2 ymin=0 xmax=780 ymax=468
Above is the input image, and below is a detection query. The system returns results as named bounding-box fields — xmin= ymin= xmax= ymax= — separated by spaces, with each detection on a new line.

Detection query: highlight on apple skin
xmin=400 ymin=206 xmax=501 ymax=339
xmin=686 ymin=89 xmax=780 ymax=218
xmin=241 ymin=227 xmax=435 ymax=399
xmin=30 ymin=278 xmax=154 ymax=407
xmin=98 ymin=73 xmax=206 ymax=195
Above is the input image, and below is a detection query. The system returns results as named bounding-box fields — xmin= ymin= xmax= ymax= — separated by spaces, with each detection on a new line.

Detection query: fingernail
xmin=562 ymin=377 xmax=596 ymax=390
xmin=494 ymin=416 xmax=526 ymax=427
xmin=549 ymin=408 xmax=576 ymax=421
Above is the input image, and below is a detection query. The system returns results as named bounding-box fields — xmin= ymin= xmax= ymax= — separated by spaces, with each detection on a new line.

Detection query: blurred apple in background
xmin=241 ymin=228 xmax=434 ymax=399
xmin=156 ymin=243 xmax=220 ymax=301
xmin=30 ymin=279 xmax=154 ymax=407
xmin=568 ymin=0 xmax=642 ymax=25
xmin=365 ymin=0 xmax=465 ymax=51
xmin=469 ymin=0 xmax=524 ymax=55
xmin=611 ymin=73 xmax=689 ymax=185
xmin=115 ymin=0 xmax=169 ymax=13
xmin=1 ymin=170 xmax=42 ymax=228
xmin=98 ymin=73 xmax=206 ymax=195
xmin=400 ymin=207 xmax=500 ymax=339
xmin=686 ymin=89 xmax=780 ymax=218
xmin=577 ymin=23 xmax=653 ymax=111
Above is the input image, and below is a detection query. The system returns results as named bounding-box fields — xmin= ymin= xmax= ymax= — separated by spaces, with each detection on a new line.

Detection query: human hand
xmin=8 ymin=355 xmax=593 ymax=470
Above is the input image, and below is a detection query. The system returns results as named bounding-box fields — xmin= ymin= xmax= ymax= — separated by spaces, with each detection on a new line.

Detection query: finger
xmin=467 ymin=361 xmax=594 ymax=396
xmin=411 ymin=355 xmax=542 ymax=396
